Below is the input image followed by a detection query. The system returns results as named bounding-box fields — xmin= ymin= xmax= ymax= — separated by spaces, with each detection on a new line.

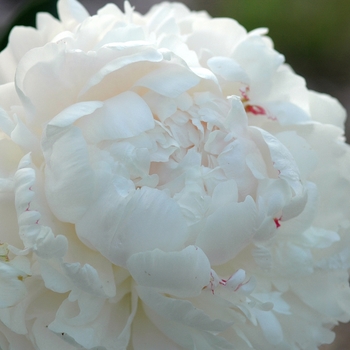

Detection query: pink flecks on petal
xmin=207 ymin=269 xmax=220 ymax=295
xmin=272 ymin=161 xmax=281 ymax=176
xmin=221 ymin=269 xmax=245 ymax=290
xmin=240 ymin=86 xmax=250 ymax=102
xmin=274 ymin=218 xmax=281 ymax=228
xmin=245 ymin=104 xmax=278 ymax=121
xmin=205 ymin=269 xmax=254 ymax=295
xmin=24 ymin=186 xmax=40 ymax=224
xmin=24 ymin=208 xmax=40 ymax=224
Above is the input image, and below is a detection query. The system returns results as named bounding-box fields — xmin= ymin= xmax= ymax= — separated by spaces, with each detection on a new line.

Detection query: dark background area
xmin=0 ymin=1 xmax=349 ymax=348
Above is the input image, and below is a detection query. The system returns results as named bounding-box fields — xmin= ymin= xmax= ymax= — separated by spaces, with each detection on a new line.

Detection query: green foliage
xmin=200 ymin=0 xmax=350 ymax=84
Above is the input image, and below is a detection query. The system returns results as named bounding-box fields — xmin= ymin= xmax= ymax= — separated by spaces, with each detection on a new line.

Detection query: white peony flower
xmin=0 ymin=0 xmax=350 ymax=349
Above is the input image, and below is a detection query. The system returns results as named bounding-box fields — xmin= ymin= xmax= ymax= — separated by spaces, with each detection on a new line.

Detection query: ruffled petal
xmin=42 ymin=124 xmax=95 ymax=223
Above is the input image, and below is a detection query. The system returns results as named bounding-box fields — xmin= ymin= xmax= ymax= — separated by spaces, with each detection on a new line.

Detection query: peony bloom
xmin=0 ymin=0 xmax=350 ymax=348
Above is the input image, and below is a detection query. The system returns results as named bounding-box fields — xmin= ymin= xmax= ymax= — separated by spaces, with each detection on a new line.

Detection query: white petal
xmin=142 ymin=92 xmax=177 ymax=123
xmin=275 ymin=243 xmax=313 ymax=276
xmin=134 ymin=63 xmax=200 ymax=98
xmin=252 ymin=246 xmax=272 ymax=270
xmin=0 ymin=107 xmax=15 ymax=136
xmin=76 ymin=186 xmax=188 ymax=266
xmin=49 ymin=297 xmax=105 ymax=348
xmin=97 ymin=3 xmax=124 ymax=17
xmin=132 ymin=305 xmax=182 ymax=350
xmin=15 ymin=43 xmax=62 ymax=124
xmin=291 ymin=270 xmax=350 ymax=319
xmin=127 ymin=246 xmax=210 ymax=298
xmin=269 ymin=64 xmax=309 ymax=113
xmin=32 ymin=317 xmax=79 ymax=350
xmin=218 ymin=138 xmax=258 ymax=198
xmin=138 ymin=286 xmax=233 ymax=350
xmin=254 ymin=127 xmax=303 ymax=196
xmin=0 ymin=191 xmax=23 ymax=249
xmin=210 ymin=179 xmax=238 ymax=210
xmin=34 ymin=227 xmax=68 ymax=259
xmin=279 ymin=182 xmax=317 ymax=235
xmin=281 ymin=188 xmax=308 ymax=222
xmin=0 ymin=278 xmax=46 ymax=337
xmin=63 ymin=262 xmax=107 ymax=298
xmin=49 ymin=290 xmax=138 ymax=349
xmin=96 ymin=25 xmax=146 ymax=50
xmin=58 ymin=0 xmax=90 ymax=24
xmin=0 ymin=322 xmax=34 ymax=349
xmin=301 ymin=227 xmax=340 ymax=249
xmin=38 ymin=257 xmax=72 ymax=294
xmin=256 ymin=179 xmax=291 ymax=217
xmin=224 ymin=95 xmax=248 ymax=135
xmin=0 ymin=26 xmax=43 ymax=84
xmin=207 ymin=57 xmax=250 ymax=85
xmin=0 ymin=260 xmax=27 ymax=308
xmin=78 ymin=46 xmax=163 ymax=96
xmin=233 ymin=36 xmax=284 ymax=100
xmin=188 ymin=18 xmax=246 ymax=57
xmin=48 ymin=101 xmax=103 ymax=129
xmin=225 ymin=269 xmax=246 ymax=290
xmin=11 ymin=115 xmax=40 ymax=156
xmin=275 ymin=131 xmax=317 ymax=181
xmin=263 ymin=101 xmax=310 ymax=125
xmin=42 ymin=125 xmax=95 ymax=223
xmin=196 ymin=196 xmax=257 ymax=266
xmin=309 ymin=90 xmax=346 ymax=129
xmin=77 ymin=91 xmax=154 ymax=143
xmin=254 ymin=309 xmax=283 ymax=345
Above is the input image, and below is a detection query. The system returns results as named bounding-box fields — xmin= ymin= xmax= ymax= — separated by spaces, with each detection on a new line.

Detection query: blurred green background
xmin=1 ymin=0 xmax=350 ymax=138
xmin=202 ymin=0 xmax=350 ymax=100
xmin=209 ymin=0 xmax=350 ymax=81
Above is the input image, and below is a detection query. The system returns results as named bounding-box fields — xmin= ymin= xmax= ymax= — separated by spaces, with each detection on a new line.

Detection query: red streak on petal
xmin=274 ymin=218 xmax=281 ymax=228
xmin=234 ymin=278 xmax=250 ymax=292
xmin=245 ymin=104 xmax=266 ymax=115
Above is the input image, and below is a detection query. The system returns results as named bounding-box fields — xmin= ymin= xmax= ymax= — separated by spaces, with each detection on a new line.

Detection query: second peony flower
xmin=0 ymin=0 xmax=350 ymax=349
